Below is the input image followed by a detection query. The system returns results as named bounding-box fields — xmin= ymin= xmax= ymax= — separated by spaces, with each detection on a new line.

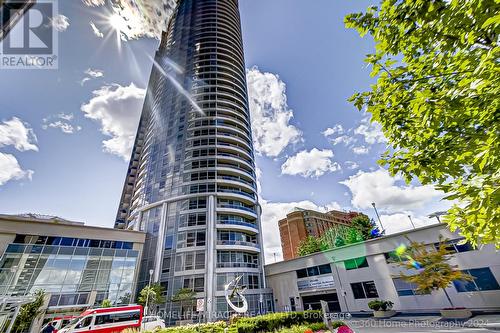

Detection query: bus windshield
xmin=63 ymin=317 xmax=81 ymax=329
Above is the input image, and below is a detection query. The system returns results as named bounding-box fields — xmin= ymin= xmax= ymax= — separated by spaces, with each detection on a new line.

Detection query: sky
xmin=0 ymin=0 xmax=450 ymax=263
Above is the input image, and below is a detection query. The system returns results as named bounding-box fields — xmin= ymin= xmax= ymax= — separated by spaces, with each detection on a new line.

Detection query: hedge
xmin=157 ymin=321 xmax=227 ymax=333
xmin=232 ymin=311 xmax=323 ymax=333
xmin=155 ymin=311 xmax=324 ymax=333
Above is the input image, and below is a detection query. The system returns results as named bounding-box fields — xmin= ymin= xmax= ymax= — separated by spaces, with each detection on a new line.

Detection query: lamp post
xmin=407 ymin=215 xmax=416 ymax=229
xmin=371 ymin=202 xmax=385 ymax=232
xmin=145 ymin=269 xmax=154 ymax=315
xmin=428 ymin=211 xmax=446 ymax=223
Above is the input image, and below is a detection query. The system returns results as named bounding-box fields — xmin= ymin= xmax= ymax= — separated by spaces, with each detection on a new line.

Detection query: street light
xmin=145 ymin=269 xmax=154 ymax=315
xmin=428 ymin=211 xmax=446 ymax=223
xmin=407 ymin=215 xmax=416 ymax=229
xmin=371 ymin=202 xmax=385 ymax=232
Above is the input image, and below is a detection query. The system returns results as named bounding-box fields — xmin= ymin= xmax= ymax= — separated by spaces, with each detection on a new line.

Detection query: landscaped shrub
xmin=154 ymin=311 xmax=323 ymax=333
xmin=368 ymin=300 xmax=394 ymax=311
xmin=234 ymin=311 xmax=323 ymax=333
xmin=307 ymin=322 xmax=328 ymax=331
xmin=157 ymin=321 xmax=227 ymax=333
xmin=331 ymin=321 xmax=346 ymax=329
xmin=274 ymin=325 xmax=313 ymax=333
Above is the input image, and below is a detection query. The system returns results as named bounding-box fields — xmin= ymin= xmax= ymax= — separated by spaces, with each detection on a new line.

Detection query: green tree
xmin=171 ymin=288 xmax=196 ymax=319
xmin=296 ymin=236 xmax=322 ymax=256
xmin=100 ymin=299 xmax=113 ymax=308
xmin=394 ymin=238 xmax=472 ymax=307
xmin=345 ymin=227 xmax=364 ymax=245
xmin=334 ymin=236 xmax=345 ymax=248
xmin=345 ymin=0 xmax=500 ymax=247
xmin=137 ymin=283 xmax=165 ymax=314
xmin=13 ymin=289 xmax=46 ymax=332
xmin=350 ymin=214 xmax=377 ymax=240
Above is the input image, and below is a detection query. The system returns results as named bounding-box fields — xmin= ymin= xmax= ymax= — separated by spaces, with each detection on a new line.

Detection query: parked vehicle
xmin=58 ymin=305 xmax=143 ymax=333
xmin=141 ymin=316 xmax=165 ymax=331
xmin=40 ymin=316 xmax=77 ymax=333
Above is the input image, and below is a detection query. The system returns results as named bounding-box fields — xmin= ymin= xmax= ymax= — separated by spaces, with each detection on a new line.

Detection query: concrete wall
xmin=266 ymin=224 xmax=500 ymax=313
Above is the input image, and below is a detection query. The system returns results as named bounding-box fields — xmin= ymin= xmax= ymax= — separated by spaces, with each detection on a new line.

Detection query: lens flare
xmin=148 ymin=54 xmax=205 ymax=116
xmin=409 ymin=258 xmax=422 ymax=269
xmin=395 ymin=244 xmax=407 ymax=256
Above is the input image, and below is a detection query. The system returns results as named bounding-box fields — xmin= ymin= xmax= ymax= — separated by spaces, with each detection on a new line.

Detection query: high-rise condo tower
xmin=115 ymin=0 xmax=273 ymax=322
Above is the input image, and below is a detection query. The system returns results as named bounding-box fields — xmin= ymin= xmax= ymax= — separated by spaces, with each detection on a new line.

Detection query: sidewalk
xmin=344 ymin=314 xmax=500 ymax=331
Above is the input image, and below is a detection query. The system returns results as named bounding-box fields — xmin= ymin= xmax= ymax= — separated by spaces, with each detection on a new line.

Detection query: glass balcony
xmin=216 ymin=240 xmax=260 ymax=248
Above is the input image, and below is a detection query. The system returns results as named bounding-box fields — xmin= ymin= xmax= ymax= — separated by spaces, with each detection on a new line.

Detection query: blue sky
xmin=0 ymin=0 xmax=449 ymax=262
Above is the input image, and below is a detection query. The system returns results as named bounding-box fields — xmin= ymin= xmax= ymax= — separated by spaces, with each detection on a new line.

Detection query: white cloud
xmin=355 ymin=117 xmax=387 ymax=145
xmin=352 ymin=146 xmax=370 ymax=155
xmin=57 ymin=113 xmax=74 ymax=121
xmin=281 ymin=148 xmax=341 ymax=178
xmin=345 ymin=161 xmax=360 ymax=170
xmin=322 ymin=125 xmax=344 ymax=137
xmin=0 ymin=153 xmax=33 ymax=186
xmin=83 ymin=0 xmax=177 ymax=40
xmin=85 ymin=68 xmax=104 ymax=78
xmin=260 ymin=199 xmax=343 ymax=263
xmin=42 ymin=113 xmax=81 ymax=134
xmin=0 ymin=117 xmax=38 ymax=152
xmin=50 ymin=14 xmax=69 ymax=32
xmin=378 ymin=213 xmax=437 ymax=235
xmin=330 ymin=135 xmax=357 ymax=146
xmin=341 ymin=169 xmax=442 ymax=213
xmin=81 ymin=68 xmax=104 ymax=85
xmin=246 ymin=67 xmax=302 ymax=157
xmin=90 ymin=21 xmax=104 ymax=38
xmin=81 ymin=83 xmax=145 ymax=160
xmin=43 ymin=121 xmax=81 ymax=134
xmin=82 ymin=0 xmax=105 ymax=6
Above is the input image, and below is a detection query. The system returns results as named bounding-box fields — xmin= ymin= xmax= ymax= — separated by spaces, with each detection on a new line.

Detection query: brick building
xmin=278 ymin=208 xmax=360 ymax=261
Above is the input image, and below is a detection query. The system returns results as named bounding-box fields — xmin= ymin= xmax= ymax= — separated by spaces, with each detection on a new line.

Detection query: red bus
xmin=58 ymin=305 xmax=143 ymax=333
xmin=40 ymin=316 xmax=77 ymax=333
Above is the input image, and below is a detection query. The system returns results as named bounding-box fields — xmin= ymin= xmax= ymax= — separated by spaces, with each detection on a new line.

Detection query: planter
xmin=373 ymin=310 xmax=397 ymax=318
xmin=440 ymin=308 xmax=472 ymax=319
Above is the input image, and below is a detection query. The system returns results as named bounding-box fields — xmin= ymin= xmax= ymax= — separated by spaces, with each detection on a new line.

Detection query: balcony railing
xmin=217 ymin=163 xmax=254 ymax=176
xmin=217 ymin=240 xmax=259 ymax=248
xmin=217 ymin=262 xmax=259 ymax=269
xmin=217 ymin=204 xmax=256 ymax=214
xmin=218 ymin=188 xmax=255 ymax=199
xmin=218 ymin=219 xmax=257 ymax=229
xmin=218 ymin=175 xmax=255 ymax=187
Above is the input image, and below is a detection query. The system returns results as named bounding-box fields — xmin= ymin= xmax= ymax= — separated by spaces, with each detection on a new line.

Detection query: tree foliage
xmin=137 ymin=283 xmax=165 ymax=309
xmin=13 ymin=289 xmax=46 ymax=332
xmin=345 ymin=0 xmax=500 ymax=247
xmin=171 ymin=288 xmax=196 ymax=303
xmin=297 ymin=226 xmax=368 ymax=257
xmin=394 ymin=238 xmax=472 ymax=307
xmin=350 ymin=214 xmax=377 ymax=240
xmin=296 ymin=236 xmax=322 ymax=256
xmin=100 ymin=299 xmax=113 ymax=308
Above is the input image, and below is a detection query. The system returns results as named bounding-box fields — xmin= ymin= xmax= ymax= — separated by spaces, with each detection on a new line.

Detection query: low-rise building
xmin=266 ymin=223 xmax=500 ymax=313
xmin=279 ymin=208 xmax=360 ymax=260
xmin=0 ymin=213 xmax=145 ymax=330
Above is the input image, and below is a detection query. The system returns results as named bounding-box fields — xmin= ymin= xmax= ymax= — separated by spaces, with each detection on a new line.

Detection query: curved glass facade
xmin=115 ymin=0 xmax=272 ymax=322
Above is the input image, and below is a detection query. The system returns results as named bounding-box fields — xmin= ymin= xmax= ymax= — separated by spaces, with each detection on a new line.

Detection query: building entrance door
xmin=302 ymin=293 xmax=341 ymax=312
